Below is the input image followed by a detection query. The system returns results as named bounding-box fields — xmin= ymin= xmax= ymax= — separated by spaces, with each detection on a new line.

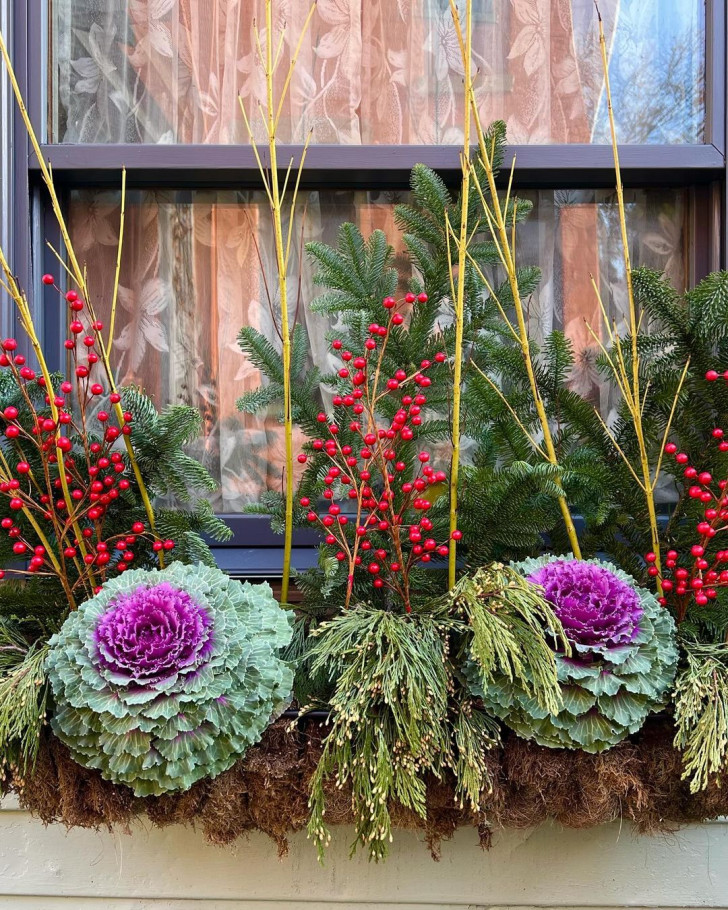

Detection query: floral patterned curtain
xmin=52 ymin=0 xmax=704 ymax=145
xmin=57 ymin=0 xmax=700 ymax=509
xmin=68 ymin=188 xmax=688 ymax=511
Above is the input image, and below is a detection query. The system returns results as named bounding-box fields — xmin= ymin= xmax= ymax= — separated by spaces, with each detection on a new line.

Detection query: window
xmin=52 ymin=0 xmax=705 ymax=145
xmin=3 ymin=0 xmax=726 ymax=572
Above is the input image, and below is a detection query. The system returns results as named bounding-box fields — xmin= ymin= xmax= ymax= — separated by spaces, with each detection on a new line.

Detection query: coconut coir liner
xmin=10 ymin=717 xmax=728 ymax=857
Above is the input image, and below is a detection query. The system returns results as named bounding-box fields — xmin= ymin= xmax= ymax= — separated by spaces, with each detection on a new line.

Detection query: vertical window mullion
xmin=0 ymin=0 xmax=14 ymax=340
xmin=705 ymin=0 xmax=727 ymax=154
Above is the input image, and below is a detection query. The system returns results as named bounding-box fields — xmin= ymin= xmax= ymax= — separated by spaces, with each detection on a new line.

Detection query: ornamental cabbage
xmin=470 ymin=556 xmax=678 ymax=752
xmin=46 ymin=563 xmax=293 ymax=796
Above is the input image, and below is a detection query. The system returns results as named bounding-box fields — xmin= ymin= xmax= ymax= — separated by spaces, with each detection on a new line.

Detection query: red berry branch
xmin=0 ymin=274 xmax=174 ymax=607
xmin=297 ymin=292 xmax=459 ymax=614
xmin=646 ymin=368 xmax=728 ymax=623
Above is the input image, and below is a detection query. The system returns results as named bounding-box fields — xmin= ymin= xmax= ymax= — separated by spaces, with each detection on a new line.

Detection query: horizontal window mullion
xmin=31 ymin=143 xmax=726 ymax=191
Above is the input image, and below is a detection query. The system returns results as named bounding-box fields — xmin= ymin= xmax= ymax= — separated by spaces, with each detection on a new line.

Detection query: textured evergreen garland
xmin=469 ymin=556 xmax=678 ymax=752
xmin=46 ymin=564 xmax=293 ymax=796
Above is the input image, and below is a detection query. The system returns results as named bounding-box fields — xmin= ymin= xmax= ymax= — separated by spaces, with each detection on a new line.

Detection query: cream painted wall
xmin=1 ymin=805 xmax=727 ymax=908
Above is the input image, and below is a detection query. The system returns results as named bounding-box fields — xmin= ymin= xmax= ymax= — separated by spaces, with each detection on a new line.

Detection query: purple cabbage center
xmin=527 ymin=560 xmax=643 ymax=652
xmin=94 ymin=582 xmax=213 ymax=685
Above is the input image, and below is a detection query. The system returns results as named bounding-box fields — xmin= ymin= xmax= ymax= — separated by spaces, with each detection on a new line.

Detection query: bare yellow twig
xmin=0 ymin=30 xmax=161 ymax=568
xmin=446 ymin=0 xmax=473 ymax=587
xmin=471 ymin=364 xmax=547 ymax=459
xmin=463 ymin=248 xmax=521 ymax=344
xmin=107 ymin=168 xmax=127 ymax=358
xmin=593 ymin=6 xmax=665 ymax=589
xmin=461 ymin=83 xmax=582 ymax=557
xmin=238 ymin=0 xmax=315 ymax=604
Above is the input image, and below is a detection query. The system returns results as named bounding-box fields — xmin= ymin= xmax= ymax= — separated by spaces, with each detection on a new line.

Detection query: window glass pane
xmin=51 ymin=0 xmax=705 ymax=145
xmin=66 ymin=187 xmax=689 ymax=512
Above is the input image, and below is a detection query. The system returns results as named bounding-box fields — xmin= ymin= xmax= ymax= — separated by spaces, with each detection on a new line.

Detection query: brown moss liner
xmin=8 ymin=716 xmax=728 ymax=858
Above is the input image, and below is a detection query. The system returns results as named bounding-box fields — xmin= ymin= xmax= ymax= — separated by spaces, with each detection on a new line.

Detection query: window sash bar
xmin=30 ymin=143 xmax=726 ymax=191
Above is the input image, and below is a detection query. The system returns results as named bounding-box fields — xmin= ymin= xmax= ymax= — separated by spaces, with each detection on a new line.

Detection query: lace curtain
xmin=52 ymin=0 xmax=704 ymax=144
xmin=57 ymin=0 xmax=698 ymax=510
xmin=68 ymin=188 xmax=687 ymax=511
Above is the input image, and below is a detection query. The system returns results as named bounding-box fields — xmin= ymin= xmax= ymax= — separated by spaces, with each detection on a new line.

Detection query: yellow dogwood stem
xmin=0 ymin=31 xmax=161 ymax=567
xmin=447 ymin=0 xmax=472 ymax=589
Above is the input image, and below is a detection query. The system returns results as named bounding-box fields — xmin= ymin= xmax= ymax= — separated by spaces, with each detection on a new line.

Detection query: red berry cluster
xmin=0 ymin=276 xmax=173 ymax=599
xmin=298 ymin=292 xmax=458 ymax=613
xmin=647 ymin=368 xmax=728 ymax=621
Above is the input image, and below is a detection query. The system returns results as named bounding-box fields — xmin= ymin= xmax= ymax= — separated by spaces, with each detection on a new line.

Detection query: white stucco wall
xmin=1 ymin=804 xmax=727 ymax=908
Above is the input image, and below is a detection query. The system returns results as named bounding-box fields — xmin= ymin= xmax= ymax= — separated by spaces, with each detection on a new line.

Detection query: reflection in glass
xmin=67 ymin=188 xmax=688 ymax=510
xmin=51 ymin=0 xmax=704 ymax=145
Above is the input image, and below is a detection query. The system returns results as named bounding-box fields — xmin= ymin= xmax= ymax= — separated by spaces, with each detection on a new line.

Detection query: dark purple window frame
xmin=3 ymin=0 xmax=727 ymax=574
